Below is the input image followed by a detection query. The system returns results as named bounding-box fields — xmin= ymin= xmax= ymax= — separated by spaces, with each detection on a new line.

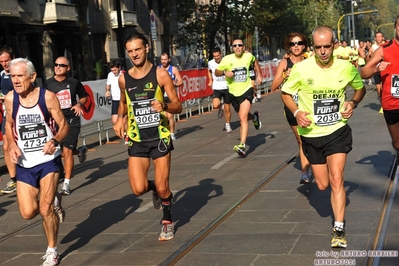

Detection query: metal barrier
xmin=79 ymin=121 xmax=102 ymax=146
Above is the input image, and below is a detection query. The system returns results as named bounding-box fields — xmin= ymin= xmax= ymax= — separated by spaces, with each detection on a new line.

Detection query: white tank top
xmin=12 ymin=87 xmax=60 ymax=168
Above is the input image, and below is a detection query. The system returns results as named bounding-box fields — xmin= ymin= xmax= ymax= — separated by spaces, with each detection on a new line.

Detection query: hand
xmin=341 ymin=101 xmax=354 ymax=119
xmin=42 ymin=139 xmax=58 ymax=155
xmin=105 ymin=91 xmax=111 ymax=98
xmin=296 ymin=110 xmax=312 ymax=127
xmin=71 ymin=104 xmax=84 ymax=116
xmin=378 ymin=61 xmax=391 ymax=72
xmin=151 ymin=100 xmax=164 ymax=113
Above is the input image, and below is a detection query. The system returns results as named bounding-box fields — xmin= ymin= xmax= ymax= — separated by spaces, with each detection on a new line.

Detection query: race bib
xmin=132 ymin=99 xmax=160 ymax=129
xmin=391 ymin=74 xmax=399 ymax=98
xmin=233 ymin=67 xmax=247 ymax=82
xmin=19 ymin=122 xmax=48 ymax=153
xmin=56 ymin=89 xmax=72 ymax=109
xmin=313 ymin=98 xmax=341 ymax=126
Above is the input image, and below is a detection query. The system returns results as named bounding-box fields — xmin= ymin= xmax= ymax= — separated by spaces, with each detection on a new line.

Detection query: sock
xmin=46 ymin=246 xmax=57 ymax=254
xmin=161 ymin=193 xmax=173 ymax=222
xmin=226 ymin=123 xmax=230 ymax=127
xmin=334 ymin=222 xmax=344 ymax=230
xmin=148 ymin=180 xmax=156 ymax=192
xmin=64 ymin=179 xmax=70 ymax=185
xmin=240 ymin=142 xmax=246 ymax=148
xmin=10 ymin=177 xmax=16 ymax=183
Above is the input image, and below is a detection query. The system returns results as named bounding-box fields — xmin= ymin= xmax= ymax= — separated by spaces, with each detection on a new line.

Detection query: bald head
xmin=313 ymin=26 xmax=334 ymax=44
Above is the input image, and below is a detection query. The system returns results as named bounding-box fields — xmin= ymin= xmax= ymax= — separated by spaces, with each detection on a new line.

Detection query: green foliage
xmin=175 ymin=0 xmax=398 ymax=59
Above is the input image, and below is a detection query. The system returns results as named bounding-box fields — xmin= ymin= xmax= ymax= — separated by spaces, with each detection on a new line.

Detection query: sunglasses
xmin=232 ymin=44 xmax=244 ymax=47
xmin=289 ymin=41 xmax=305 ymax=47
xmin=54 ymin=63 xmax=68 ymax=68
xmin=314 ymin=44 xmax=333 ymax=50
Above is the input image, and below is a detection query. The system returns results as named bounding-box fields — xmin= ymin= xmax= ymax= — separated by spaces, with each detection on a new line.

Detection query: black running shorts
xmin=230 ymin=88 xmax=254 ymax=113
xmin=128 ymin=138 xmax=174 ymax=159
xmin=301 ymin=124 xmax=352 ymax=164
xmin=383 ymin=109 xmax=399 ymax=125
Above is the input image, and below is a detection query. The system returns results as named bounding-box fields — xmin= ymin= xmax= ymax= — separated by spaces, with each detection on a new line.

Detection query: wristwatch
xmin=51 ymin=138 xmax=59 ymax=146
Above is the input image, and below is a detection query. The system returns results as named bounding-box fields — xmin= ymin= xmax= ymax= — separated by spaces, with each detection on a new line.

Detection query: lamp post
xmin=350 ymin=1 xmax=356 ymax=46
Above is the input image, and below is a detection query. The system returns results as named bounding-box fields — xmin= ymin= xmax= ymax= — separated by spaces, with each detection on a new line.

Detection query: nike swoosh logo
xmin=128 ymin=87 xmax=137 ymax=91
xmin=339 ymin=79 xmax=344 ymax=82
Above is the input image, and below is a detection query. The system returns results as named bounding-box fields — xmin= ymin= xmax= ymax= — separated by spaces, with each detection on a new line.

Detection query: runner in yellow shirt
xmin=215 ymin=39 xmax=262 ymax=156
xmin=281 ymin=26 xmax=366 ymax=248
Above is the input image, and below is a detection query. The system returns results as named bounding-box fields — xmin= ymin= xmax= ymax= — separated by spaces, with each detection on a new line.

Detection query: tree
xmin=75 ymin=0 xmax=93 ymax=80
xmin=176 ymin=0 xmax=253 ymax=60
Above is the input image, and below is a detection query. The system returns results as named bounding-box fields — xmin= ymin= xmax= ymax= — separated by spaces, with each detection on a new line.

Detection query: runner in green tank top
xmin=114 ymin=33 xmax=182 ymax=242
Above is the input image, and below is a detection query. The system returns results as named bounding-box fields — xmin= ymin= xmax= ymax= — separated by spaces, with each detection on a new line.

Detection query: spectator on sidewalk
xmin=46 ymin=56 xmax=88 ymax=196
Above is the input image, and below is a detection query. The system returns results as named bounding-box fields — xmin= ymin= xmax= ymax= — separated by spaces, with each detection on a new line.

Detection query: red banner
xmin=177 ymin=69 xmax=213 ymax=102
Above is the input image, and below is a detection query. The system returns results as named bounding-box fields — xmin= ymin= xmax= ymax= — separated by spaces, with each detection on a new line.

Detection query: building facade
xmin=0 ymin=0 xmax=177 ymax=83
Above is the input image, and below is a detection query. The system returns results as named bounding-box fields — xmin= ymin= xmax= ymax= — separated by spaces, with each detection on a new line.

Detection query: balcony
xmin=0 ymin=0 xmax=20 ymax=17
xmin=42 ymin=2 xmax=77 ymax=24
xmin=110 ymin=10 xmax=138 ymax=29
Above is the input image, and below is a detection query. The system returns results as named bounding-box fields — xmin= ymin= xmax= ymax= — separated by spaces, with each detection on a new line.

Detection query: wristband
xmin=117 ymin=114 xmax=124 ymax=118
xmin=163 ymin=102 xmax=168 ymax=111
xmin=223 ymin=70 xmax=226 ymax=75
xmin=349 ymin=99 xmax=358 ymax=109
xmin=78 ymin=102 xmax=84 ymax=107
xmin=50 ymin=138 xmax=59 ymax=146
xmin=293 ymin=109 xmax=300 ymax=117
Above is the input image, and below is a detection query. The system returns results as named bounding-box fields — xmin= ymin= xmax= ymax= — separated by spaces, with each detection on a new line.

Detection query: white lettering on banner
xmin=180 ymin=75 xmax=207 ymax=97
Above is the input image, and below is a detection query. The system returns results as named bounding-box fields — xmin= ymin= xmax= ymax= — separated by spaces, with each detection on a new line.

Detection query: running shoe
xmin=218 ymin=108 xmax=224 ymax=118
xmin=54 ymin=206 xmax=65 ymax=224
xmin=225 ymin=124 xmax=232 ymax=133
xmin=159 ymin=221 xmax=174 ymax=241
xmin=331 ymin=227 xmax=347 ymax=248
xmin=171 ymin=133 xmax=176 ymax=141
xmin=41 ymin=251 xmax=60 ymax=266
xmin=300 ymin=171 xmax=313 ymax=184
xmin=54 ymin=191 xmax=65 ymax=223
xmin=152 ymin=191 xmax=162 ymax=210
xmin=1 ymin=180 xmax=16 ymax=194
xmin=78 ymin=146 xmax=88 ymax=163
xmin=60 ymin=183 xmax=71 ymax=196
xmin=233 ymin=143 xmax=246 ymax=156
xmin=253 ymin=111 xmax=261 ymax=130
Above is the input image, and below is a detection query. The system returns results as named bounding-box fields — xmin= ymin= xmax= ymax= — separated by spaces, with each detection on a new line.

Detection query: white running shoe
xmin=225 ymin=124 xmax=232 ymax=133
xmin=41 ymin=251 xmax=60 ymax=266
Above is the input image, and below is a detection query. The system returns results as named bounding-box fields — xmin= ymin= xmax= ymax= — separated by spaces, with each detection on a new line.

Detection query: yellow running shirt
xmin=217 ymin=52 xmax=255 ymax=97
xmin=282 ymin=56 xmax=363 ymax=138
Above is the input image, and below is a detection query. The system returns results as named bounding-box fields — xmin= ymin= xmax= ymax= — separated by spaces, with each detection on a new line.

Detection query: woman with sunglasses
xmin=271 ymin=32 xmax=312 ymax=184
